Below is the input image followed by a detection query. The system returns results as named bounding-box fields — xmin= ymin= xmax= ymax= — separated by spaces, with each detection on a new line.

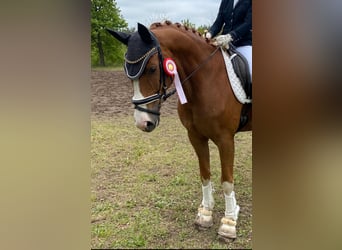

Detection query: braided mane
xmin=149 ymin=20 xmax=210 ymax=44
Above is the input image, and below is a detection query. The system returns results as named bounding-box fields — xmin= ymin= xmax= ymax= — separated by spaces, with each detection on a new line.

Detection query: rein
xmin=182 ymin=46 xmax=220 ymax=85
xmin=132 ymin=45 xmax=220 ymax=116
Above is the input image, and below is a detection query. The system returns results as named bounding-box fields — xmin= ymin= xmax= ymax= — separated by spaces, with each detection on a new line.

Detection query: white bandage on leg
xmin=201 ymin=181 xmax=215 ymax=210
xmin=222 ymin=182 xmax=240 ymax=220
xmin=195 ymin=180 xmax=215 ymax=228
xmin=224 ymin=191 xmax=240 ymax=220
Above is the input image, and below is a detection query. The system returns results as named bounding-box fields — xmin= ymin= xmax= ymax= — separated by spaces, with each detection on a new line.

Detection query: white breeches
xmin=236 ymin=45 xmax=252 ymax=78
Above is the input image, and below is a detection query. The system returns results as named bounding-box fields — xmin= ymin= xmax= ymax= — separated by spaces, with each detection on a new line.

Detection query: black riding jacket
xmin=209 ymin=0 xmax=252 ymax=47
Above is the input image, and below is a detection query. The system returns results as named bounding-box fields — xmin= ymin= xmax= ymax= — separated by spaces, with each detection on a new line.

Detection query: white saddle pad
xmin=221 ymin=48 xmax=252 ymax=104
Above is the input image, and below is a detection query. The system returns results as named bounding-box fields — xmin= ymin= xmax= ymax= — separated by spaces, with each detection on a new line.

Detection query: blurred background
xmin=0 ymin=0 xmax=341 ymax=249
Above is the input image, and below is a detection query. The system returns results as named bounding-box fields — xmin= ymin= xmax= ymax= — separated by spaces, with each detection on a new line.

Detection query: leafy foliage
xmin=91 ymin=1 xmax=212 ymax=67
xmin=181 ymin=19 xmax=210 ymax=36
xmin=181 ymin=19 xmax=196 ymax=29
xmin=197 ymin=24 xmax=210 ymax=35
xmin=91 ymin=0 xmax=128 ymax=67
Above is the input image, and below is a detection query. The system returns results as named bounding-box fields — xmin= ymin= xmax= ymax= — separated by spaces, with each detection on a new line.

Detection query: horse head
xmin=107 ymin=23 xmax=174 ymax=132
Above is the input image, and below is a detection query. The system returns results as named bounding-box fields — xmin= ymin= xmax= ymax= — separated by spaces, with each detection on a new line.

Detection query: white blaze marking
xmin=133 ymin=80 xmax=145 ymax=101
xmin=132 ymin=80 xmax=151 ymax=126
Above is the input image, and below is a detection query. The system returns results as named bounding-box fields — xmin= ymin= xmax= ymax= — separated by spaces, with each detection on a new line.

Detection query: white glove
xmin=212 ymin=34 xmax=233 ymax=49
xmin=205 ymin=32 xmax=212 ymax=39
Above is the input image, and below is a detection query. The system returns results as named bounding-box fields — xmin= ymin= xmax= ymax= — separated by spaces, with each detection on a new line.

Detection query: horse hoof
xmin=218 ymin=217 xmax=237 ymax=240
xmin=194 ymin=223 xmax=211 ymax=231
xmin=217 ymin=234 xmax=236 ymax=243
xmin=194 ymin=207 xmax=213 ymax=229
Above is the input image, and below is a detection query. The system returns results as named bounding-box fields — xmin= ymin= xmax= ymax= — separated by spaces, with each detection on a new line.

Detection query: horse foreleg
xmin=217 ymin=136 xmax=240 ymax=240
xmin=188 ymin=130 xmax=214 ymax=229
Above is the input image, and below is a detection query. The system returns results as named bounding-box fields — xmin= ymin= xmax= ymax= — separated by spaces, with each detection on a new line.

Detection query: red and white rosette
xmin=163 ymin=58 xmax=187 ymax=104
xmin=163 ymin=58 xmax=176 ymax=76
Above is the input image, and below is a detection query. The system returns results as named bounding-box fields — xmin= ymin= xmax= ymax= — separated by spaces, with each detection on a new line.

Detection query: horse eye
xmin=147 ymin=66 xmax=157 ymax=74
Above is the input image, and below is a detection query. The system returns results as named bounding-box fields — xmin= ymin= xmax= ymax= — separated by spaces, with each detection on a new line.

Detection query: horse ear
xmin=137 ymin=23 xmax=153 ymax=43
xmin=106 ymin=28 xmax=130 ymax=45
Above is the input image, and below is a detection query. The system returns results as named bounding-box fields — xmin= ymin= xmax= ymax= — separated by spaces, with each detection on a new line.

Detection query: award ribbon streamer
xmin=163 ymin=58 xmax=188 ymax=104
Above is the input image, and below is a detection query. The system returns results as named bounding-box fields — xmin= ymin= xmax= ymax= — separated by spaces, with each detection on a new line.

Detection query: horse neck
xmin=154 ymin=28 xmax=214 ymax=79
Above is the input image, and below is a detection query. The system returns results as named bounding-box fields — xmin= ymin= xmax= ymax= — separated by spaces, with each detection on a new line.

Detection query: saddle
xmin=225 ymin=43 xmax=252 ymax=131
xmin=226 ymin=44 xmax=252 ymax=99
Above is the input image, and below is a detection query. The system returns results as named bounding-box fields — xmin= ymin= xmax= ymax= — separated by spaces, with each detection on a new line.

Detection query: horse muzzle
xmin=134 ymin=109 xmax=159 ymax=132
xmin=136 ymin=120 xmax=157 ymax=132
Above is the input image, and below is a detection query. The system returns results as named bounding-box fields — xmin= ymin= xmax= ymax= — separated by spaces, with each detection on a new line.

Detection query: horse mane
xmin=149 ymin=20 xmax=210 ymax=45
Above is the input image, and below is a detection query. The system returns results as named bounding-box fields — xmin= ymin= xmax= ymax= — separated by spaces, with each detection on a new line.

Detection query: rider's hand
xmin=211 ymin=34 xmax=233 ymax=49
xmin=205 ymin=31 xmax=212 ymax=39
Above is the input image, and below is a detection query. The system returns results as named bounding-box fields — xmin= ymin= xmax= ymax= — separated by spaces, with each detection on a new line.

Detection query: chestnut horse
xmin=107 ymin=21 xmax=252 ymax=241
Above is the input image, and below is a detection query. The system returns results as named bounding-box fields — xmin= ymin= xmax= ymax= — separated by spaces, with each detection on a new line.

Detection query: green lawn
xmin=91 ymin=115 xmax=252 ymax=249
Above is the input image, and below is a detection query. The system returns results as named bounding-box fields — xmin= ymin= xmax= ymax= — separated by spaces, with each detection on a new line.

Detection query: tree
xmin=91 ymin=0 xmax=128 ymax=67
xmin=181 ymin=19 xmax=196 ymax=29
xmin=197 ymin=24 xmax=210 ymax=35
xmin=181 ymin=19 xmax=210 ymax=36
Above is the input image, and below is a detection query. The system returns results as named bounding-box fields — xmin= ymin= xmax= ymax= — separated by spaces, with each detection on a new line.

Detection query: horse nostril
xmin=145 ymin=121 xmax=156 ymax=132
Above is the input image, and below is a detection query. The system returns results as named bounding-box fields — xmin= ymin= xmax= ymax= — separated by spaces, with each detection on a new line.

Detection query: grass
xmin=91 ymin=114 xmax=252 ymax=249
xmin=91 ymin=66 xmax=123 ymax=71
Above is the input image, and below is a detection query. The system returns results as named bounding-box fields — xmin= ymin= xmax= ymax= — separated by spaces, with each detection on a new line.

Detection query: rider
xmin=206 ymin=0 xmax=252 ymax=77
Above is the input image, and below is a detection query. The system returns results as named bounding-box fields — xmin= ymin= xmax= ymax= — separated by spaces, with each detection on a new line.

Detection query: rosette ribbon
xmin=163 ymin=58 xmax=187 ymax=104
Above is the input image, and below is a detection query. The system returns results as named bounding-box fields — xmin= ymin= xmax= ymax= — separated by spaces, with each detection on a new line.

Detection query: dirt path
xmin=91 ymin=70 xmax=178 ymax=118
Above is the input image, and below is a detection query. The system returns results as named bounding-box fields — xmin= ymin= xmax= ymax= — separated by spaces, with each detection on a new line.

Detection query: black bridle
xmin=131 ymin=42 xmax=220 ymax=116
xmin=131 ymin=45 xmax=175 ymax=116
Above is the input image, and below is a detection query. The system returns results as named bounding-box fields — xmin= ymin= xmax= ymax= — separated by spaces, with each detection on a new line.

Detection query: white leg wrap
xmin=201 ymin=181 xmax=215 ymax=210
xmin=219 ymin=182 xmax=239 ymax=238
xmin=195 ymin=181 xmax=215 ymax=228
xmin=224 ymin=191 xmax=240 ymax=221
xmin=222 ymin=181 xmax=239 ymax=220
